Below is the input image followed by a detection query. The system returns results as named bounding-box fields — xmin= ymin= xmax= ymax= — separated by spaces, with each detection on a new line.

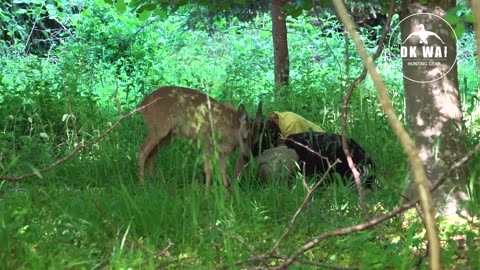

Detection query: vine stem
xmin=332 ymin=1 xmax=441 ymax=269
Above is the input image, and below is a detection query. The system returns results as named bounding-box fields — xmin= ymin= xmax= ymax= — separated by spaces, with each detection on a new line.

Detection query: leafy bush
xmin=0 ymin=2 xmax=478 ymax=269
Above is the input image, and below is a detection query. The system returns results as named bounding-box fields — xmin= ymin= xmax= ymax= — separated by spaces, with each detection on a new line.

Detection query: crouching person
xmin=284 ymin=132 xmax=376 ymax=189
xmin=253 ymin=111 xmax=325 ymax=183
xmin=252 ymin=111 xmax=325 ymax=156
xmin=268 ymin=111 xmax=324 ymax=138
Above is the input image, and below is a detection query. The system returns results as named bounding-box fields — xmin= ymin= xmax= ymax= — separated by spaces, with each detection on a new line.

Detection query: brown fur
xmin=138 ymin=86 xmax=261 ymax=191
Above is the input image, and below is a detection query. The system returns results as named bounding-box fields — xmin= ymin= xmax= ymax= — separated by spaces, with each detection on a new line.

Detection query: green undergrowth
xmin=0 ymin=1 xmax=479 ymax=269
xmin=1 ymin=165 xmax=478 ymax=269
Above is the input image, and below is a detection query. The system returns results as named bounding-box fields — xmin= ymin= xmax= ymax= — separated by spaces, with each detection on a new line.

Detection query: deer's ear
xmin=255 ymin=101 xmax=263 ymax=120
xmin=237 ymin=104 xmax=248 ymax=122
xmin=254 ymin=101 xmax=263 ymax=126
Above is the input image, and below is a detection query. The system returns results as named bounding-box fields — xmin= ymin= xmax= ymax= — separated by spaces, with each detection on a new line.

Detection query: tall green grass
xmin=0 ymin=3 xmax=478 ymax=269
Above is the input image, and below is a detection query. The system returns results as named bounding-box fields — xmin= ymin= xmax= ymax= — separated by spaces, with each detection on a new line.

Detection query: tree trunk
xmin=271 ymin=0 xmax=289 ymax=94
xmin=401 ymin=0 xmax=469 ymax=218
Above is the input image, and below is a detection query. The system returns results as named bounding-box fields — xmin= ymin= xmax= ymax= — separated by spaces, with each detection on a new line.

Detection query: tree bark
xmin=271 ymin=0 xmax=289 ymax=94
xmin=401 ymin=0 xmax=469 ymax=218
xmin=333 ymin=1 xmax=441 ymax=268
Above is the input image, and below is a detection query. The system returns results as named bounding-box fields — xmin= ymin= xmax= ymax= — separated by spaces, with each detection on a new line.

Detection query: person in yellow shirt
xmin=268 ymin=111 xmax=324 ymax=138
xmin=254 ymin=111 xmax=324 ymax=181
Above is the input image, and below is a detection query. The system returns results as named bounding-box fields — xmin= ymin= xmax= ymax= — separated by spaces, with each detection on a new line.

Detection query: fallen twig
xmin=339 ymin=0 xmax=396 ymax=220
xmin=0 ymin=95 xmax=162 ymax=182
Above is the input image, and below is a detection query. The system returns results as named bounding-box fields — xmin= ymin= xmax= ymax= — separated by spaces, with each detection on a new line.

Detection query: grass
xmin=1 ymin=133 xmax=477 ymax=269
xmin=0 ymin=4 xmax=479 ymax=269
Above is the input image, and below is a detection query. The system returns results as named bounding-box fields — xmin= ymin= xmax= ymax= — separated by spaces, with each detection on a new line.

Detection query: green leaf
xmin=2 ymin=14 xmax=11 ymax=22
xmin=137 ymin=3 xmax=157 ymax=13
xmin=46 ymin=4 xmax=58 ymax=19
xmin=14 ymin=8 xmax=27 ymax=15
xmin=319 ymin=0 xmax=331 ymax=6
xmin=453 ymin=23 xmax=465 ymax=38
xmin=116 ymin=0 xmax=127 ymax=13
xmin=465 ymin=14 xmax=475 ymax=23
xmin=138 ymin=10 xmax=151 ymax=21
xmin=154 ymin=9 xmax=167 ymax=19
xmin=34 ymin=7 xmax=42 ymax=15
xmin=298 ymin=0 xmax=313 ymax=11
xmin=304 ymin=22 xmax=314 ymax=32
xmin=445 ymin=13 xmax=461 ymax=25
xmin=129 ymin=0 xmax=142 ymax=7
xmin=289 ymin=7 xmax=303 ymax=18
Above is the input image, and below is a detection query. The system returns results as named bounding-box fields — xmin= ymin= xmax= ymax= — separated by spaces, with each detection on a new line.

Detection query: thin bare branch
xmin=62 ymin=77 xmax=80 ymax=145
xmin=155 ymin=239 xmax=174 ymax=258
xmin=270 ymin=253 xmax=357 ymax=270
xmin=215 ymin=226 xmax=263 ymax=260
xmin=215 ymin=227 xmax=269 ymax=269
xmin=340 ymin=0 xmax=396 ymax=219
xmin=0 ymin=97 xmax=162 ymax=182
xmin=89 ymin=197 xmax=118 ymax=233
xmin=221 ymin=141 xmax=480 ymax=268
xmin=283 ymin=137 xmax=336 ymax=165
xmin=268 ymin=160 xmax=337 ymax=254
xmin=275 ymin=140 xmax=480 ymax=268
xmin=301 ymin=163 xmax=310 ymax=191
xmin=114 ymin=80 xmax=122 ymax=116
xmin=332 ymin=1 xmax=441 ymax=269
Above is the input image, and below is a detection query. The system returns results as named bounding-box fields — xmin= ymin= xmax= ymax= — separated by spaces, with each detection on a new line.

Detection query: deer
xmin=138 ymin=86 xmax=262 ymax=192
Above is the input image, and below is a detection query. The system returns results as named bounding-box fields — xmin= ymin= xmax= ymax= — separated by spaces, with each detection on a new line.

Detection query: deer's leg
xmin=138 ymin=129 xmax=170 ymax=184
xmin=203 ymin=153 xmax=212 ymax=190
xmin=219 ymin=155 xmax=232 ymax=193
xmin=145 ymin=144 xmax=159 ymax=175
xmin=233 ymin=155 xmax=249 ymax=179
xmin=146 ymin=131 xmax=171 ymax=176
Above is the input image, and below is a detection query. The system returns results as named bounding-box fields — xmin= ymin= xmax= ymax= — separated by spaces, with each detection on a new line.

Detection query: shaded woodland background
xmin=0 ymin=0 xmax=479 ymax=269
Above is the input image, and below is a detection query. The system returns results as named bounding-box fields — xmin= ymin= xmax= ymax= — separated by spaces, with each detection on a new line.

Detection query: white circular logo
xmin=386 ymin=13 xmax=458 ymax=83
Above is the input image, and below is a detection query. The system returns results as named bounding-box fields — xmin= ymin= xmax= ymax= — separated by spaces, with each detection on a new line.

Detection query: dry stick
xmin=215 ymin=227 xmax=263 ymax=258
xmin=226 ymin=150 xmax=339 ymax=269
xmin=300 ymin=163 xmax=310 ymax=191
xmin=268 ymin=160 xmax=338 ymax=254
xmin=214 ymin=226 xmax=270 ymax=269
xmin=24 ymin=13 xmax=40 ymax=55
xmin=234 ymin=252 xmax=358 ymax=270
xmin=344 ymin=28 xmax=350 ymax=77
xmin=340 ymin=0 xmax=397 ymax=220
xmin=0 ymin=97 xmax=162 ymax=182
xmin=154 ymin=239 xmax=174 ymax=258
xmin=90 ymin=196 xmax=174 ymax=260
xmin=62 ymin=77 xmax=80 ymax=145
xmin=211 ymin=240 xmax=222 ymax=266
xmin=269 ymin=254 xmax=357 ymax=270
xmin=275 ymin=201 xmax=419 ymax=269
xmin=271 ymin=141 xmax=480 ymax=269
xmin=333 ymin=1 xmax=441 ymax=269
xmin=114 ymin=80 xmax=122 ymax=117
xmin=341 ymin=73 xmax=367 ymax=216
xmin=433 ymin=142 xmax=480 ymax=192
xmin=283 ymin=137 xmax=335 ymax=165
xmin=89 ymin=197 xmax=118 ymax=233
